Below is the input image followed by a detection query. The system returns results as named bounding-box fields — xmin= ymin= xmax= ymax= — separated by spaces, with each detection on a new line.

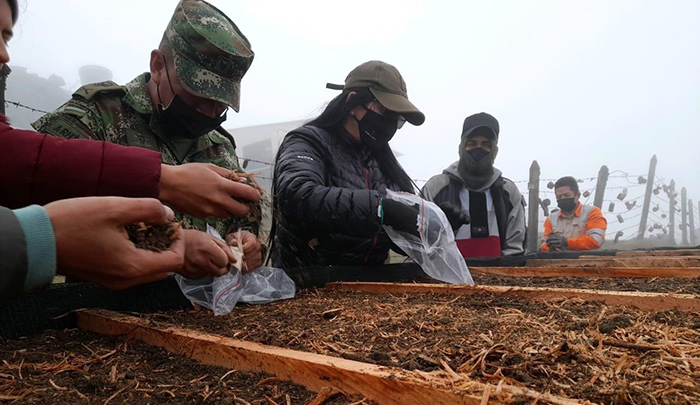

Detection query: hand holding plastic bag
xmin=382 ymin=190 xmax=473 ymax=285
xmin=175 ymin=226 xmax=295 ymax=315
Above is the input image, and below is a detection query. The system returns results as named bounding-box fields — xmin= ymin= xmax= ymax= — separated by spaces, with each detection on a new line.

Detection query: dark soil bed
xmin=472 ymin=274 xmax=700 ymax=294
xmin=0 ymin=329 xmax=372 ymax=404
xmin=146 ymin=290 xmax=700 ymax=405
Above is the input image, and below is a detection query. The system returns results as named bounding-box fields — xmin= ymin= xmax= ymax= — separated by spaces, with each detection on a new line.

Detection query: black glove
xmin=546 ymin=233 xmax=567 ymax=250
xmin=437 ymin=201 xmax=470 ymax=231
xmin=382 ymin=198 xmax=420 ymax=237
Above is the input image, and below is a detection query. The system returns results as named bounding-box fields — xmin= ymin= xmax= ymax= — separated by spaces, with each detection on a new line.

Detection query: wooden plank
xmin=325 ymin=282 xmax=700 ymax=312
xmin=526 ymin=257 xmax=700 ymax=268
xmin=614 ymin=249 xmax=700 ymax=257
xmin=470 ymin=266 xmax=700 ymax=278
xmin=76 ymin=309 xmax=582 ymax=405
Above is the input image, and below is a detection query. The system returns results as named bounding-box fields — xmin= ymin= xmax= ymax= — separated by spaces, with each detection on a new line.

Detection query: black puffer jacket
xmin=272 ymin=125 xmax=400 ymax=268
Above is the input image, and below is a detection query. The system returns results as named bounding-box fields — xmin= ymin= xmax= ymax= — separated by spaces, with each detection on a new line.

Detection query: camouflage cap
xmin=327 ymin=60 xmax=425 ymax=126
xmin=164 ymin=0 xmax=254 ymax=112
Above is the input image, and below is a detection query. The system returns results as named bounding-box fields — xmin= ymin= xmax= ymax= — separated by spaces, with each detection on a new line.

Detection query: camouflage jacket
xmin=32 ymin=73 xmax=261 ymax=237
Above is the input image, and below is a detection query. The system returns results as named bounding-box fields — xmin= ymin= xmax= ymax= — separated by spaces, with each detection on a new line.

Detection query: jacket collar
xmin=443 ymin=160 xmax=503 ymax=192
xmin=123 ymin=73 xmax=154 ymax=115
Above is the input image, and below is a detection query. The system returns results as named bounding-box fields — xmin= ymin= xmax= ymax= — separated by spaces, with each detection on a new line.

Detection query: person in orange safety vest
xmin=542 ymin=176 xmax=607 ymax=252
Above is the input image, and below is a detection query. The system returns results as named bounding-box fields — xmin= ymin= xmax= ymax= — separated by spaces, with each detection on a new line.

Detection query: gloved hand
xmin=437 ymin=201 xmax=470 ymax=231
xmin=546 ymin=233 xmax=568 ymax=251
xmin=382 ymin=198 xmax=420 ymax=237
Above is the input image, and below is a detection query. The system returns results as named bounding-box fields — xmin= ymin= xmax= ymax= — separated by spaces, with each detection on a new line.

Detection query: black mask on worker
xmin=459 ymin=147 xmax=493 ymax=175
xmin=354 ymin=108 xmax=398 ymax=149
xmin=466 ymin=147 xmax=490 ymax=162
xmin=156 ymin=61 xmax=226 ymax=139
xmin=557 ymin=197 xmax=577 ymax=213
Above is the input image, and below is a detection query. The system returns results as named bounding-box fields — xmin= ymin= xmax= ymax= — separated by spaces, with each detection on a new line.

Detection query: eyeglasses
xmin=386 ymin=111 xmax=406 ymax=129
xmin=366 ymin=101 xmax=406 ymax=129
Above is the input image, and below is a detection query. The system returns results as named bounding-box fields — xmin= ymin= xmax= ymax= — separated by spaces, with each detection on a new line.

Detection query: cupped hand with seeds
xmin=44 ymin=197 xmax=185 ymax=290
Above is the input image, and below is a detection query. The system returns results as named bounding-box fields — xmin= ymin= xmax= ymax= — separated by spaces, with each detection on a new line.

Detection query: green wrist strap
xmin=379 ymin=197 xmax=384 ymax=225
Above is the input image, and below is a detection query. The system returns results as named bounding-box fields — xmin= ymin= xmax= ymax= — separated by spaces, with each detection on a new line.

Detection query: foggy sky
xmin=8 ymin=0 xmax=700 ymax=237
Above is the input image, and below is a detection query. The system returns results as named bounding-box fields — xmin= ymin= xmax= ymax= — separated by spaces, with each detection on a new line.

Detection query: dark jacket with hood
xmin=0 ymin=206 xmax=27 ymax=307
xmin=422 ymin=162 xmax=526 ymax=256
xmin=272 ymin=125 xmax=401 ymax=268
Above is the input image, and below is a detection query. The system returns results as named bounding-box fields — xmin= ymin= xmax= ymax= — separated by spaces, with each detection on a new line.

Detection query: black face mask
xmin=354 ymin=108 xmax=398 ymax=149
xmin=557 ymin=197 xmax=577 ymax=212
xmin=466 ymin=147 xmax=491 ymax=162
xmin=156 ymin=62 xmax=227 ymax=139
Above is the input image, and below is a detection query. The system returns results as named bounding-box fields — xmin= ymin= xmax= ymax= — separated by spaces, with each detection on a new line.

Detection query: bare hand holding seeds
xmin=44 ymin=197 xmax=185 ymax=290
xmin=159 ymin=163 xmax=261 ymax=218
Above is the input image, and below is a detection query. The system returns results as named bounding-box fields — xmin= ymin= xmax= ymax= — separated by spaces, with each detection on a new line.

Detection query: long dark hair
xmin=307 ymin=88 xmax=415 ymax=193
xmin=265 ymin=89 xmax=416 ymax=266
xmin=6 ymin=0 xmax=18 ymax=24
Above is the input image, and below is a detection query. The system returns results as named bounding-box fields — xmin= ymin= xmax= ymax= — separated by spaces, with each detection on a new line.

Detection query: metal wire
xmin=5 ymin=100 xmax=50 ymax=114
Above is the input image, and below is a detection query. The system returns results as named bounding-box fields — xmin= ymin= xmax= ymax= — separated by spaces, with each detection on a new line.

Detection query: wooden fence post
xmin=593 ymin=165 xmax=609 ymax=209
xmin=669 ymin=180 xmax=676 ymax=245
xmin=637 ymin=155 xmax=657 ymax=240
xmin=0 ymin=65 xmax=10 ymax=115
xmin=526 ymin=160 xmax=540 ymax=253
xmin=681 ymin=187 xmax=688 ymax=245
xmin=689 ymin=199 xmax=697 ymax=246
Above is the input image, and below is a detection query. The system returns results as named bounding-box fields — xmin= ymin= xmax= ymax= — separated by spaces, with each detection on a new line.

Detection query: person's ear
xmin=345 ymin=91 xmax=357 ymax=102
xmin=149 ymin=50 xmax=165 ymax=85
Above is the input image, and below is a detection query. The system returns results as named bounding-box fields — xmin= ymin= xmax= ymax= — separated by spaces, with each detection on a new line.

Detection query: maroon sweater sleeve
xmin=0 ymin=116 xmax=162 ymax=209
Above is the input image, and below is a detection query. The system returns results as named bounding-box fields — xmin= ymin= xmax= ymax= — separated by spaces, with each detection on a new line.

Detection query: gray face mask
xmin=458 ymin=147 xmax=494 ymax=189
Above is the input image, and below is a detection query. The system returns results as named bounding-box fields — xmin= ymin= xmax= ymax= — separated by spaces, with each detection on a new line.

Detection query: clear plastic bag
xmin=240 ymin=267 xmax=296 ymax=304
xmin=175 ymin=271 xmax=244 ymax=316
xmin=175 ymin=226 xmax=296 ymax=315
xmin=383 ymin=190 xmax=473 ymax=285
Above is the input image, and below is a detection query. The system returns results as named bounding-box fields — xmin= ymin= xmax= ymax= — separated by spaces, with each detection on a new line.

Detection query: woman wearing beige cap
xmin=271 ymin=60 xmax=426 ymax=269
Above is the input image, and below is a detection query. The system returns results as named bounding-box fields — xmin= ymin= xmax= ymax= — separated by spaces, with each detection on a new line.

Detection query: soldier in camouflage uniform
xmin=33 ymin=0 xmax=263 ymax=274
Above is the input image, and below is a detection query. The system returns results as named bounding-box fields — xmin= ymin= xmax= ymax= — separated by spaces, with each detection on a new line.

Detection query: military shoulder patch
xmin=37 ymin=114 xmax=95 ymax=140
xmin=73 ymin=81 xmax=125 ymax=101
xmin=61 ymin=104 xmax=89 ymax=118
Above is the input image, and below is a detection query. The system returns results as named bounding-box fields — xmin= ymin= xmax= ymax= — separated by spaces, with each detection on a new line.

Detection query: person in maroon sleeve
xmin=0 ymin=0 xmax=257 ymax=305
xmin=0 ymin=117 xmax=261 ymax=218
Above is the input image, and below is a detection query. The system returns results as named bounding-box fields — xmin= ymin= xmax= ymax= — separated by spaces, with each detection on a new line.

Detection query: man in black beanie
xmin=423 ymin=113 xmax=526 ymax=257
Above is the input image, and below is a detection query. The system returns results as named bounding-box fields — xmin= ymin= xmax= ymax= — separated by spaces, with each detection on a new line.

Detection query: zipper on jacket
xmin=358 ymin=155 xmax=370 ymax=189
xmin=358 ymin=152 xmax=379 ymax=263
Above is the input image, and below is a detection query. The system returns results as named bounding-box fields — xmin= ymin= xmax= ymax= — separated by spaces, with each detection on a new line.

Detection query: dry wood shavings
xmin=146 ymin=288 xmax=700 ymax=404
xmin=473 ymin=273 xmax=700 ymax=294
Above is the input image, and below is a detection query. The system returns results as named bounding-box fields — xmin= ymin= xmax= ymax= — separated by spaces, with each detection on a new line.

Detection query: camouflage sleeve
xmin=179 ymin=131 xmax=263 ymax=240
xmin=31 ymin=97 xmax=110 ymax=141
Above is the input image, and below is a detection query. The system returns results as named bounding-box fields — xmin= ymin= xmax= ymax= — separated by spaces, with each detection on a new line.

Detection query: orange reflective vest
xmin=541 ymin=203 xmax=607 ymax=251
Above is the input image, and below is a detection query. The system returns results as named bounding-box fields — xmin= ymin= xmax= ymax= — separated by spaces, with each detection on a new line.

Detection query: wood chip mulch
xmin=146 ymin=289 xmax=700 ymax=404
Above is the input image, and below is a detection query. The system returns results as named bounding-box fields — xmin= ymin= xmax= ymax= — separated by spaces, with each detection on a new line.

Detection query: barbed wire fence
xmin=7 ymin=100 xmax=700 ymax=250
xmin=239 ymin=154 xmax=699 ymax=250
xmin=5 ymin=100 xmax=50 ymax=115
xmin=521 ymin=157 xmax=699 ymax=252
